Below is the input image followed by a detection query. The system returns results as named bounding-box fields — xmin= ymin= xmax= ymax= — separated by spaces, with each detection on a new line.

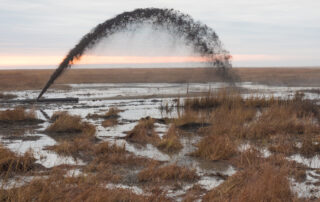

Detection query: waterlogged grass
xmin=125 ymin=117 xmax=160 ymax=145
xmin=138 ymin=164 xmax=198 ymax=183
xmin=157 ymin=125 xmax=183 ymax=154
xmin=46 ymin=112 xmax=96 ymax=135
xmin=1 ymin=89 xmax=320 ymax=201
xmin=0 ymin=107 xmax=40 ymax=123
xmin=191 ymin=135 xmax=237 ymax=161
xmin=0 ymin=172 xmax=170 ymax=202
xmin=0 ymin=145 xmax=36 ymax=179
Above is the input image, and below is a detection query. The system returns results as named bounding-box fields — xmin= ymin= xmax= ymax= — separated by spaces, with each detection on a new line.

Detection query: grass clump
xmin=298 ymin=137 xmax=320 ymax=157
xmin=125 ymin=117 xmax=160 ymax=145
xmin=90 ymin=141 xmax=152 ymax=168
xmin=157 ymin=125 xmax=183 ymax=154
xmin=191 ymin=135 xmax=237 ymax=161
xmin=102 ymin=119 xmax=118 ymax=127
xmin=0 ymin=173 xmax=151 ymax=202
xmin=138 ymin=164 xmax=198 ymax=183
xmin=203 ymin=162 xmax=295 ymax=202
xmin=104 ymin=107 xmax=121 ymax=118
xmin=46 ymin=112 xmax=96 ymax=136
xmin=87 ymin=107 xmax=121 ymax=128
xmin=47 ymin=138 xmax=94 ymax=160
xmin=247 ymin=105 xmax=317 ymax=139
xmin=45 ymin=112 xmax=96 ymax=160
xmin=0 ymin=107 xmax=39 ymax=123
xmin=86 ymin=141 xmax=154 ymax=182
xmin=87 ymin=107 xmax=121 ymax=120
xmin=0 ymin=145 xmax=36 ymax=178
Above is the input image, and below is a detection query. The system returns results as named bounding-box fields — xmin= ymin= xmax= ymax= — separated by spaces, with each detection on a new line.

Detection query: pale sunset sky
xmin=0 ymin=0 xmax=319 ymax=68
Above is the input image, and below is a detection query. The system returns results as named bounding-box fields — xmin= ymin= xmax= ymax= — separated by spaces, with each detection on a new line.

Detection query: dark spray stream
xmin=37 ymin=8 xmax=232 ymax=100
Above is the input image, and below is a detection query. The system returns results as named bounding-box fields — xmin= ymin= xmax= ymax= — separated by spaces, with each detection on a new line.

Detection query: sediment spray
xmin=37 ymin=8 xmax=232 ymax=100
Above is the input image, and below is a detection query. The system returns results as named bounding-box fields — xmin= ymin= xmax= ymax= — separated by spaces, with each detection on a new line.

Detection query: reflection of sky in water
xmin=4 ymin=82 xmax=320 ymax=101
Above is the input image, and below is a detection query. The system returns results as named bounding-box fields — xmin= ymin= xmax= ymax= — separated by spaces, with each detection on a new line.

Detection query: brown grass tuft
xmin=138 ymin=164 xmax=198 ymax=183
xmin=102 ymin=119 xmax=118 ymax=127
xmin=247 ymin=105 xmax=317 ymax=139
xmin=125 ymin=117 xmax=160 ymax=145
xmin=191 ymin=135 xmax=237 ymax=161
xmin=203 ymin=162 xmax=296 ymax=202
xmin=184 ymin=90 xmax=280 ymax=110
xmin=50 ymin=111 xmax=68 ymax=121
xmin=0 ymin=174 xmax=150 ymax=202
xmin=86 ymin=141 xmax=154 ymax=182
xmin=268 ymin=136 xmax=296 ymax=156
xmin=0 ymin=145 xmax=35 ymax=178
xmin=182 ymin=184 xmax=206 ymax=202
xmin=87 ymin=107 xmax=122 ymax=120
xmin=299 ymin=137 xmax=320 ymax=157
xmin=104 ymin=107 xmax=121 ymax=118
xmin=0 ymin=107 xmax=39 ymax=123
xmin=46 ymin=112 xmax=96 ymax=136
xmin=94 ymin=141 xmax=126 ymax=155
xmin=157 ymin=125 xmax=183 ymax=153
xmin=47 ymin=137 xmax=94 ymax=160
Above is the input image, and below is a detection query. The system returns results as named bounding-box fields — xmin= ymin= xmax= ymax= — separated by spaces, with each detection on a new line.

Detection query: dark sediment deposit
xmin=38 ymin=8 xmax=233 ymax=99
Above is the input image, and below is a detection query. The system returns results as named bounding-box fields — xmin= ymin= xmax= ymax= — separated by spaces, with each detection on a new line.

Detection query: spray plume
xmin=37 ymin=8 xmax=232 ymax=100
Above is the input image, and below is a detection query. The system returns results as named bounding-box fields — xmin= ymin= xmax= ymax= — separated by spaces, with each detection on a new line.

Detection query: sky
xmin=0 ymin=0 xmax=319 ymax=68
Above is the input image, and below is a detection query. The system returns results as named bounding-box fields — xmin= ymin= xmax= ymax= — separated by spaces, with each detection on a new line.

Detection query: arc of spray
xmin=37 ymin=8 xmax=232 ymax=100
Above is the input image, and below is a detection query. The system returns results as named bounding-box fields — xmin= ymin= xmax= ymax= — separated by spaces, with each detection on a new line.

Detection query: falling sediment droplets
xmin=37 ymin=8 xmax=232 ymax=100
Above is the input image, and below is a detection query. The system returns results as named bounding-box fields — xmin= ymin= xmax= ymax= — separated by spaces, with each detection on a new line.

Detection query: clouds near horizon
xmin=0 ymin=0 xmax=319 ymax=67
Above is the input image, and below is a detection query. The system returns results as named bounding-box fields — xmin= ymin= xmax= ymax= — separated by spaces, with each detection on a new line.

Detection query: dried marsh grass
xmin=46 ymin=112 xmax=96 ymax=136
xmin=87 ymin=107 xmax=122 ymax=120
xmin=184 ymin=90 xmax=281 ymax=110
xmin=191 ymin=135 xmax=237 ymax=161
xmin=86 ymin=142 xmax=154 ymax=182
xmin=203 ymin=162 xmax=296 ymax=202
xmin=247 ymin=105 xmax=317 ymax=139
xmin=138 ymin=164 xmax=198 ymax=183
xmin=125 ymin=117 xmax=160 ymax=145
xmin=0 ymin=107 xmax=39 ymax=123
xmin=0 ymin=145 xmax=35 ymax=178
xmin=102 ymin=119 xmax=118 ymax=127
xmin=157 ymin=125 xmax=183 ymax=154
xmin=0 ymin=174 xmax=150 ymax=202
xmin=47 ymin=137 xmax=93 ymax=159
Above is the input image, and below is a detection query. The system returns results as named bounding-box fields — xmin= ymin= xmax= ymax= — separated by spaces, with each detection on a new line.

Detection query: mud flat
xmin=1 ymin=67 xmax=320 ymax=91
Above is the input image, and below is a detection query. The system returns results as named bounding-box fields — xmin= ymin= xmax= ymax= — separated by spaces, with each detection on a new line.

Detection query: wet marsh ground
xmin=1 ymin=81 xmax=320 ymax=201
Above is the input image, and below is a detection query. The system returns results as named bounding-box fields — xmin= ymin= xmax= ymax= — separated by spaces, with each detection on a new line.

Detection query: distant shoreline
xmin=0 ymin=67 xmax=320 ymax=91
